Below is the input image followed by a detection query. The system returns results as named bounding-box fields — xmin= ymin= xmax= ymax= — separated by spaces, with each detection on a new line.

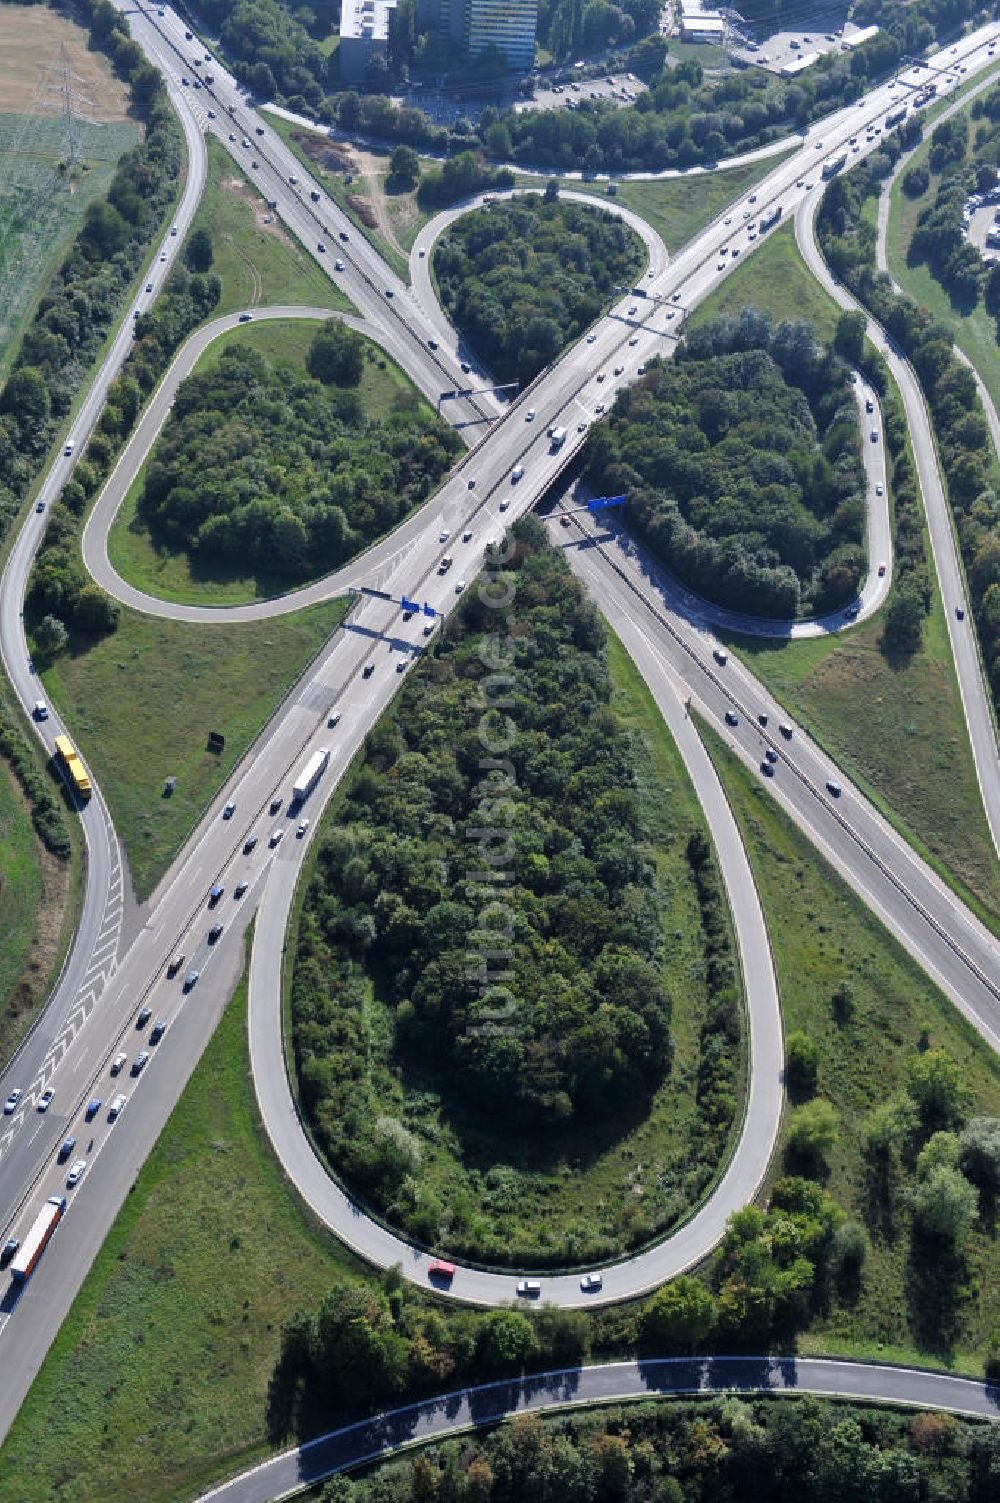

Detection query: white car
xmin=269 ymin=828 xmax=284 ymax=847
xmin=875 ymin=483 xmax=884 ymax=496
xmin=111 ymin=1051 xmax=127 ymax=1075
xmin=37 ymin=1088 xmax=55 ymax=1112
xmin=439 ymin=529 xmax=449 ymax=543
xmin=108 ymin=1093 xmax=127 ymax=1121
xmin=580 ymin=1272 xmax=603 ymax=1292
xmin=334 ymin=260 xmax=345 ymax=271
xmin=67 ymin=1158 xmax=87 ymax=1186
xmin=3 ymin=1089 xmax=21 ymax=1114
xmin=455 ymin=579 xmax=466 ymax=593
xmin=525 ymin=409 xmax=535 ymax=422
xmin=511 ymin=465 xmax=524 ymax=483
xmin=160 ymin=252 xmax=167 ymax=262
xmin=64 ymin=439 xmax=75 ymax=456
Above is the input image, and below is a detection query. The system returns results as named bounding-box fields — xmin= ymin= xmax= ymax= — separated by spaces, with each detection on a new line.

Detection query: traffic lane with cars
xmin=563 ymin=510 xmax=1000 ymax=1050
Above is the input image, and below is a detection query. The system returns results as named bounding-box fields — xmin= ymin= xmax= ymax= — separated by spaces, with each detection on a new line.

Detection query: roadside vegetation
xmin=0 ymin=4 xmax=139 ymax=371
xmin=0 ymin=0 xmax=181 ymax=559
xmin=704 ymin=726 xmax=1000 ymax=1370
xmin=689 ymin=224 xmax=1000 ymax=919
xmin=434 ymin=192 xmax=645 ymax=384
xmin=0 ymin=699 xmax=76 ymax=1066
xmin=324 ymin=1400 xmax=1000 ymax=1502
xmin=38 ymin=596 xmax=346 ymax=901
xmin=290 ymin=522 xmax=744 ymax=1267
xmin=104 ymin=321 xmax=460 ymax=602
xmin=820 ymin=126 xmax=1000 ymax=716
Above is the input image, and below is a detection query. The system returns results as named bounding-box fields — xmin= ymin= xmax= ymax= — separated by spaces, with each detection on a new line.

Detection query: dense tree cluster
xmin=416 ymin=151 xmax=515 ymax=210
xmin=0 ymin=0 xmax=180 ymax=559
xmin=321 ymin=1399 xmax=1000 ymax=1503
xmin=136 ymin=330 xmax=460 ymax=582
xmin=434 ymin=195 xmax=644 ymax=386
xmin=538 ymin=0 xmax=661 ymax=59
xmin=862 ymin=1048 xmax=998 ymax=1346
xmin=196 ymin=0 xmax=338 ymax=114
xmin=292 ymin=525 xmax=694 ymax=1252
xmin=585 ymin=313 xmax=866 ymax=619
xmin=818 ymin=147 xmax=1000 ymax=707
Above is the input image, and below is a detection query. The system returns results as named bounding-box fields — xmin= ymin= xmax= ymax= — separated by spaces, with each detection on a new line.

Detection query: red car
xmin=428 ymin=1259 xmax=456 ymax=1281
xmin=877 ymin=562 xmax=886 ymax=577
xmin=560 ymin=514 xmax=571 ymax=527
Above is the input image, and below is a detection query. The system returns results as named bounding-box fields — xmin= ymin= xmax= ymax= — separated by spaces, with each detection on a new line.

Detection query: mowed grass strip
xmin=106 ymin=319 xmax=443 ymax=607
xmin=688 ymin=218 xmax=842 ymax=341
xmin=0 ymin=954 xmax=364 ymax=1503
xmin=40 ymin=598 xmax=348 ymax=901
xmin=189 ymin=136 xmax=350 ymax=318
xmin=567 ymin=147 xmax=797 ymax=254
xmin=702 ymin=724 xmax=1000 ymax=1371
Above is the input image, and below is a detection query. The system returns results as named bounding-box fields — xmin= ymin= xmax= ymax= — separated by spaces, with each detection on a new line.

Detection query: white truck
xmin=292 ymin=748 xmax=330 ymax=804
xmin=548 ymin=425 xmax=567 ymax=450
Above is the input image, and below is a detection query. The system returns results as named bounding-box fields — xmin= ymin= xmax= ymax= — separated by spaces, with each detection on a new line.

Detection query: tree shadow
xmin=905 ymin=1237 xmax=966 ymax=1359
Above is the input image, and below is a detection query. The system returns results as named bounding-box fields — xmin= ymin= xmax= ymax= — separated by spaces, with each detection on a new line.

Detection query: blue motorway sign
xmin=587 ymin=494 xmax=627 ymax=511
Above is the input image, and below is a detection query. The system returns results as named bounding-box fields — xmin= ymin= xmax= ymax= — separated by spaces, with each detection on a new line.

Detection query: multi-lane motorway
xmin=0 ymin=0 xmax=999 ymax=1449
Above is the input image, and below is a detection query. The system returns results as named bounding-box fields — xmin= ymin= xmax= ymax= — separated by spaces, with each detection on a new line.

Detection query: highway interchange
xmin=0 ymin=0 xmax=999 ymax=1466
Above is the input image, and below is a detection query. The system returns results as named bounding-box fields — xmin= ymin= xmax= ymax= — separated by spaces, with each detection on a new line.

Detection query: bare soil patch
xmin=220 ymin=174 xmax=287 ymax=238
xmin=0 ymin=7 xmax=130 ymax=122
xmin=292 ymin=129 xmax=356 ymax=176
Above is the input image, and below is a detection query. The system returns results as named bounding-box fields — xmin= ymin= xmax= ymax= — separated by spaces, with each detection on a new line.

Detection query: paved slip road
xmin=2 ymin=2 xmax=1000 ymax=1443
xmin=196 ymin=1358 xmax=1000 ymax=1503
xmin=796 ymin=190 xmax=1000 ymax=856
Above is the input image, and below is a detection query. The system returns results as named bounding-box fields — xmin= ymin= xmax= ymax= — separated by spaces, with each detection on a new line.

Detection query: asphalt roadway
xmin=1 ymin=0 xmax=1000 ymax=1444
xmin=196 ymin=1358 xmax=1000 ymax=1503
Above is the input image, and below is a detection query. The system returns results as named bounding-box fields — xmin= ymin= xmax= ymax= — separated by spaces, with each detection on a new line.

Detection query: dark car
xmin=363 ymin=663 xmax=375 ymax=678
xmin=339 ymin=229 xmax=348 ymax=241
xmin=1 ymin=1238 xmax=19 ymax=1268
xmin=167 ymin=954 xmax=185 ymax=978
xmin=765 ymin=748 xmax=778 ymax=764
xmin=183 ymin=969 xmax=199 ymax=992
xmin=761 ymin=761 xmax=774 ymax=777
xmin=85 ymin=1097 xmax=102 ymax=1122
xmin=137 ymin=1005 xmax=152 ymax=1028
xmin=724 ymin=710 xmax=739 ymax=727
xmin=208 ymin=923 xmax=223 ymax=943
xmin=243 ymin=835 xmax=258 ymax=854
xmin=149 ymin=1020 xmax=167 ymax=1044
xmin=208 ymin=884 xmax=225 ymax=907
xmin=57 ymin=1136 xmax=76 ymax=1163
xmin=269 ymin=796 xmax=283 ymax=815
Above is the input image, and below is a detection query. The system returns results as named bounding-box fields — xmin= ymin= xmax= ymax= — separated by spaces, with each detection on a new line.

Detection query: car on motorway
xmin=499 ymin=496 xmax=511 ymax=511
xmin=439 ymin=529 xmax=450 ymax=543
xmin=111 ymin=1051 xmax=127 ymax=1075
xmin=462 ymin=529 xmax=473 ymax=542
xmin=183 ymin=969 xmax=199 ymax=992
xmin=5 ymin=1087 xmax=23 ymax=1114
xmin=238 ymin=311 xmax=252 ymax=322
xmin=826 ymin=779 xmax=842 ymax=797
xmin=35 ymin=500 xmax=44 ymax=512
xmin=511 ymin=465 xmax=524 ymax=483
xmin=779 ymin=723 xmax=793 ymax=738
xmin=596 ymin=371 xmax=606 ymax=382
xmin=455 ymin=578 xmax=466 ymax=593
xmin=171 ymin=225 xmax=178 ymax=236
xmin=64 ymin=438 xmax=75 ymax=456
xmin=297 ymin=818 xmax=310 ymax=836
xmin=385 ymin=287 xmax=394 ymax=298
xmin=222 ymin=801 xmax=235 ymax=820
xmin=33 ymin=699 xmax=48 ymax=719
xmin=57 ymin=1137 xmax=76 ymax=1163
xmin=208 ymin=923 xmax=223 ymax=943
xmin=362 ymin=662 xmax=375 ymax=678
xmin=418 ymin=247 xmax=425 ymax=256
xmin=613 ymin=365 xmax=624 ymax=376
xmin=37 ymin=1088 xmax=54 ymax=1113
xmin=428 ymin=1258 xmax=456 ymax=1282
xmin=956 ymin=605 xmax=965 ymax=619
xmin=467 ymin=477 xmax=476 ymax=489
xmin=629 ymin=336 xmax=638 ymax=347
xmin=269 ymin=827 xmax=284 ymax=846
xmin=516 ymin=1279 xmax=542 ymax=1297
xmin=209 ymin=883 xmax=225 ymax=906
xmin=181 ymin=76 xmax=189 ymax=85
xmin=586 ymin=332 xmax=597 ymax=343
xmin=843 ymin=604 xmax=860 ymax=621
xmin=758 ymin=713 xmax=768 ymax=727
xmin=150 ymin=1020 xmax=167 ymax=1043
xmin=241 ymin=137 xmax=250 ymax=147
xmin=334 ymin=259 xmax=345 ymax=271
xmin=85 ymin=1097 xmax=102 ymax=1121
xmin=67 ymin=1158 xmax=87 ymax=1187
xmin=234 ymin=879 xmax=249 ymax=899
xmin=713 ymin=648 xmax=728 ymax=666
xmin=878 ymin=562 xmax=887 ymax=577
xmin=765 ymin=748 xmax=778 ymax=764
xmin=525 ymin=408 xmax=535 ymax=421
xmin=243 ymin=834 xmax=258 ymax=854
xmin=427 ymin=337 xmax=438 ymax=350
xmin=725 ymin=710 xmax=739 ymax=727
xmin=137 ymin=1005 xmax=152 ymax=1028
xmin=269 ymin=796 xmax=283 ymax=815
xmin=460 ymin=361 xmax=471 ymax=373
xmin=422 ymin=620 xmax=436 ymax=636
xmin=870 ymin=429 xmax=878 ymax=442
xmin=580 ymin=1272 xmax=603 ymax=1292
xmin=339 ymin=230 xmax=349 ymax=241
xmin=875 ymin=482 xmax=884 ymax=496
xmin=228 ymin=132 xmax=236 ymax=141
xmin=108 ymin=1094 xmax=127 ymax=1121
xmin=595 ymin=402 xmax=605 ymax=414
xmin=866 ymin=398 xmax=874 ymax=413
xmin=1 ymin=1237 xmax=19 ymax=1267
xmin=560 ymin=513 xmax=571 ymax=526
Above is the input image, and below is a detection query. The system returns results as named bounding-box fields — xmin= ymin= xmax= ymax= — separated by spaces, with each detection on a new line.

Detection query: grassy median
xmin=40 ymin=598 xmax=348 ymax=901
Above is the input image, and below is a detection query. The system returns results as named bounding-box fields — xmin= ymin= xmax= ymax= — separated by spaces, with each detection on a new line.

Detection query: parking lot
xmin=514 ymin=71 xmax=648 ymax=115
